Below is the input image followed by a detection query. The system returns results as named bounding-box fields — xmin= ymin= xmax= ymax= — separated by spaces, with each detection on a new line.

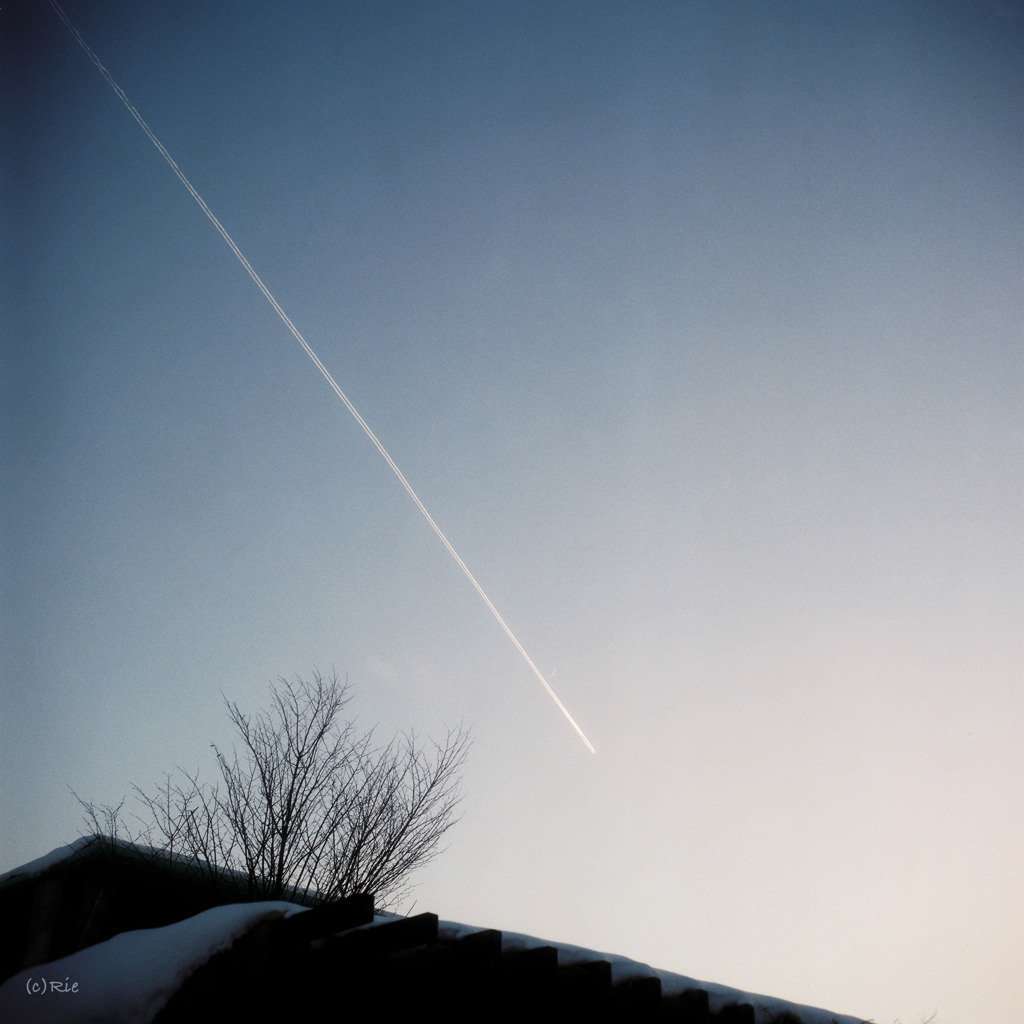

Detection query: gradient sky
xmin=3 ymin=2 xmax=1022 ymax=1021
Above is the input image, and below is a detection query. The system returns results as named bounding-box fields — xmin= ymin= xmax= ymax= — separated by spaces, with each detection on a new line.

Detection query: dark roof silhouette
xmin=0 ymin=838 xmax=866 ymax=1024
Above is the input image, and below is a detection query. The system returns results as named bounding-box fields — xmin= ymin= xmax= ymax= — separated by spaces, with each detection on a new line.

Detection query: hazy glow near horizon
xmin=2 ymin=3 xmax=1021 ymax=1023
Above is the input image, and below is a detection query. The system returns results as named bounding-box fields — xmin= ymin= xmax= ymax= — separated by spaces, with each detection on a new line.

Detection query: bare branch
xmin=74 ymin=670 xmax=470 ymax=907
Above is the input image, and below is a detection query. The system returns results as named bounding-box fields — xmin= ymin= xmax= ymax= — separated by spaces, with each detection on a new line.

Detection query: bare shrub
xmin=75 ymin=670 xmax=469 ymax=907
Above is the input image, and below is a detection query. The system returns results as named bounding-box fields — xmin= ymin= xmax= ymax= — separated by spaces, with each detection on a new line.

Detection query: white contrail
xmin=47 ymin=0 xmax=595 ymax=754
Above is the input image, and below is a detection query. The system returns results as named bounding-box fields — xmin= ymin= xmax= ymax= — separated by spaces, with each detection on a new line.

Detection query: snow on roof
xmin=0 ymin=836 xmax=215 ymax=889
xmin=1 ymin=904 xmax=866 ymax=1024
xmin=0 ymin=900 xmax=868 ymax=1024
xmin=0 ymin=842 xmax=866 ymax=1024
xmin=0 ymin=837 xmax=318 ymax=903
xmin=0 ymin=837 xmax=101 ymax=887
xmin=0 ymin=901 xmax=307 ymax=1024
xmin=439 ymin=920 xmax=867 ymax=1024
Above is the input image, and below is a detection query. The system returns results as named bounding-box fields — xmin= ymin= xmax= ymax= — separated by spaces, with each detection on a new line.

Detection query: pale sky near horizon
xmin=2 ymin=2 xmax=1022 ymax=1022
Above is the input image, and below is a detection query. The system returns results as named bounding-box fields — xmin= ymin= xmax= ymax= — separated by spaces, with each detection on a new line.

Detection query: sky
xmin=2 ymin=1 xmax=1022 ymax=1021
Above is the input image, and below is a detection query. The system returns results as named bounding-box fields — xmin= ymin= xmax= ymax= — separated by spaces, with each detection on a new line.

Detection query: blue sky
xmin=3 ymin=2 xmax=1022 ymax=1021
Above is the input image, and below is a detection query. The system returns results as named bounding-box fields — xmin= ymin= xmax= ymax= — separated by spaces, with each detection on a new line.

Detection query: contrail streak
xmin=48 ymin=0 xmax=595 ymax=754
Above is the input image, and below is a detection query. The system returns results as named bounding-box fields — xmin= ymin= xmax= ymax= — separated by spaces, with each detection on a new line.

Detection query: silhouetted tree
xmin=76 ymin=670 xmax=469 ymax=907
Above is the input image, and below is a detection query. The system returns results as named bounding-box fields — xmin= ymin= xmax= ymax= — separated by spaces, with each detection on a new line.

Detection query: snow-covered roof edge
xmin=0 ymin=900 xmax=308 ymax=1024
xmin=2 ymin=843 xmax=870 ymax=1024
xmin=0 ymin=836 xmax=102 ymax=887
xmin=438 ymin=919 xmax=870 ymax=1024
xmin=0 ymin=837 xmax=317 ymax=903
xmin=0 ymin=836 xmax=244 ymax=890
